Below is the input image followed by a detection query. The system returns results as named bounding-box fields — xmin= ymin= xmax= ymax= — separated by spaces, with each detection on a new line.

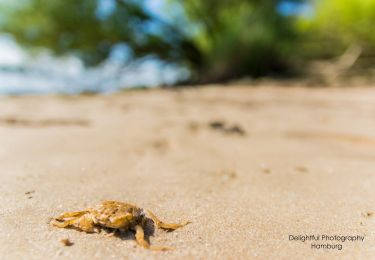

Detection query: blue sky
xmin=278 ymin=1 xmax=314 ymax=17
xmin=96 ymin=0 xmax=168 ymax=20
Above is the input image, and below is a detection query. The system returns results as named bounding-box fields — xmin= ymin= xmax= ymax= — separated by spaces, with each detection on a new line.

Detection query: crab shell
xmin=53 ymin=201 xmax=147 ymax=233
xmin=91 ymin=201 xmax=146 ymax=230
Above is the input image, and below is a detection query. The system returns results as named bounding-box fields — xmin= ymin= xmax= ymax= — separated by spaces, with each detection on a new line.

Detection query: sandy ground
xmin=0 ymin=85 xmax=375 ymax=259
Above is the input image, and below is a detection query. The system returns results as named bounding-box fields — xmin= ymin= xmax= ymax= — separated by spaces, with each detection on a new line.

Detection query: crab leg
xmin=51 ymin=211 xmax=88 ymax=228
xmin=135 ymin=225 xmax=150 ymax=249
xmin=146 ymin=210 xmax=190 ymax=230
xmin=51 ymin=217 xmax=81 ymax=228
xmin=52 ymin=211 xmax=96 ymax=233
xmin=134 ymin=225 xmax=171 ymax=251
xmin=55 ymin=210 xmax=89 ymax=220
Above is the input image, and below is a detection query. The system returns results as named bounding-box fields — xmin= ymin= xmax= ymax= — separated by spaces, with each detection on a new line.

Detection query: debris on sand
xmin=261 ymin=168 xmax=271 ymax=174
xmin=151 ymin=139 xmax=169 ymax=151
xmin=188 ymin=121 xmax=200 ymax=132
xmin=209 ymin=121 xmax=225 ymax=130
xmin=208 ymin=120 xmax=246 ymax=136
xmin=25 ymin=190 xmax=35 ymax=199
xmin=362 ymin=212 xmax=373 ymax=218
xmin=219 ymin=170 xmax=237 ymax=181
xmin=226 ymin=125 xmax=246 ymax=136
xmin=60 ymin=238 xmax=74 ymax=246
xmin=295 ymin=166 xmax=309 ymax=173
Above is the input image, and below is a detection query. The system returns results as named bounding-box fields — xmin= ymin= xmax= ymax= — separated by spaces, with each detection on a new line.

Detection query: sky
xmin=278 ymin=1 xmax=313 ymax=17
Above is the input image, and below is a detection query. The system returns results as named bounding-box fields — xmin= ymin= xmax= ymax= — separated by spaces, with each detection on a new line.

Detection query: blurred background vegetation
xmin=0 ymin=0 xmax=375 ymax=86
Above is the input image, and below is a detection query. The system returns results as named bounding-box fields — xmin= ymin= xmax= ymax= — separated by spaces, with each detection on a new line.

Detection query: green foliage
xmin=11 ymin=0 xmax=375 ymax=81
xmin=297 ymin=0 xmax=375 ymax=59
xmin=178 ymin=0 xmax=301 ymax=80
xmin=0 ymin=0 xmax=200 ymax=67
xmin=0 ymin=0 xmax=303 ymax=81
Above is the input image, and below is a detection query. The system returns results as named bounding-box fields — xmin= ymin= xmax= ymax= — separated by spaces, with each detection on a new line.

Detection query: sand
xmin=0 ymin=85 xmax=374 ymax=259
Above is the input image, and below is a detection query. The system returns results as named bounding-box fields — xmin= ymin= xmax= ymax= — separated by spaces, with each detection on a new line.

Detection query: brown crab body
xmin=51 ymin=200 xmax=189 ymax=250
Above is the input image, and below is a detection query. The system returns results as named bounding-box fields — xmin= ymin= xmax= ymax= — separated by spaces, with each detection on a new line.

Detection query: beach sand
xmin=0 ymin=85 xmax=374 ymax=259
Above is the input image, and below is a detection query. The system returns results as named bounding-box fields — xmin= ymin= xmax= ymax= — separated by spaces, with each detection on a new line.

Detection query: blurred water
xmin=0 ymin=61 xmax=188 ymax=95
xmin=0 ymin=36 xmax=188 ymax=95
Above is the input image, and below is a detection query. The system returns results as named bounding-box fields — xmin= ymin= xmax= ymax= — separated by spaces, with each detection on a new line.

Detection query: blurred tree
xmin=0 ymin=0 xmax=303 ymax=82
xmin=0 ymin=0 xmax=201 ymax=68
xmin=297 ymin=0 xmax=375 ymax=59
xmin=173 ymin=0 xmax=304 ymax=81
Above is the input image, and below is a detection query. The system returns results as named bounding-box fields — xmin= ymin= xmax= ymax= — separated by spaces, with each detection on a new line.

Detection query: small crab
xmin=51 ymin=201 xmax=189 ymax=250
